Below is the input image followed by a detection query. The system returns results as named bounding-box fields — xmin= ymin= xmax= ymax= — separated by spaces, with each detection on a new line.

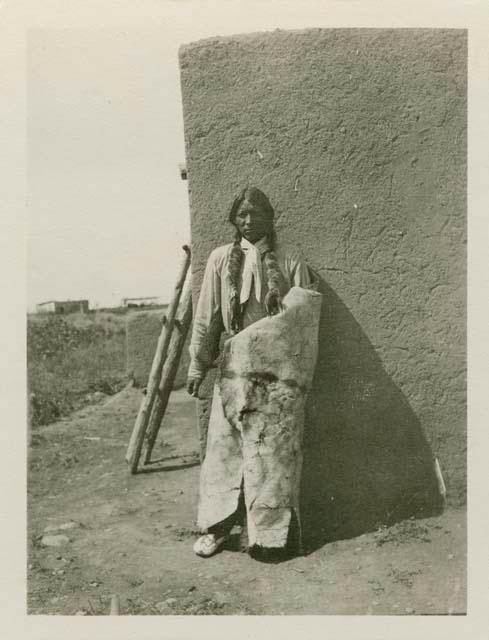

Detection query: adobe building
xmin=36 ymin=299 xmax=89 ymax=314
xmin=121 ymin=296 xmax=165 ymax=308
xmin=179 ymin=29 xmax=466 ymax=541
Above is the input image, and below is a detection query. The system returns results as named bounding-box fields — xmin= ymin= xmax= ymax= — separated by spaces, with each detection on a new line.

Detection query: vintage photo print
xmin=2 ymin=1 xmax=488 ymax=639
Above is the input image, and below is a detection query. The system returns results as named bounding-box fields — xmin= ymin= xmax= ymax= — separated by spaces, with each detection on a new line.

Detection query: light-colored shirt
xmin=188 ymin=240 xmax=311 ymax=379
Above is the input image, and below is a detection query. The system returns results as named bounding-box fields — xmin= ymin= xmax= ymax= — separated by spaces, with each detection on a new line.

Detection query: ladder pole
xmin=143 ymin=283 xmax=193 ymax=464
xmin=125 ymin=245 xmax=191 ymax=473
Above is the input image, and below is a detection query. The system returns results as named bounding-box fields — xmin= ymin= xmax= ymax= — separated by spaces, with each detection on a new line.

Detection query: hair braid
xmin=226 ymin=232 xmax=245 ymax=334
xmin=263 ymin=232 xmax=283 ymax=316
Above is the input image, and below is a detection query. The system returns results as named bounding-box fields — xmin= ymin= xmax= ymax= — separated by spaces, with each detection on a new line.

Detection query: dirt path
xmin=27 ymin=386 xmax=466 ymax=615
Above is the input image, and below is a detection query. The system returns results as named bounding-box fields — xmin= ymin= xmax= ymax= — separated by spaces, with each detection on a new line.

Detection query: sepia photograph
xmin=7 ymin=1 xmax=484 ymax=631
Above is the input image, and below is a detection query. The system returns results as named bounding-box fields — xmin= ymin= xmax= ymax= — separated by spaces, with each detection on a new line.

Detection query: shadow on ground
xmin=301 ymin=276 xmax=443 ymax=553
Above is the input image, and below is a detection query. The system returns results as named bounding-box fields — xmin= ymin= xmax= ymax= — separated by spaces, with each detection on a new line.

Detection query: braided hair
xmin=226 ymin=187 xmax=284 ymax=333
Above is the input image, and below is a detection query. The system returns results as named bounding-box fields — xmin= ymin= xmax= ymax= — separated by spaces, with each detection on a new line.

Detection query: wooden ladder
xmin=125 ymin=245 xmax=193 ymax=474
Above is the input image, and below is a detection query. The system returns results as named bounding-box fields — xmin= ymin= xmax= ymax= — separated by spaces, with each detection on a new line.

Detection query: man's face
xmin=234 ymin=199 xmax=273 ymax=243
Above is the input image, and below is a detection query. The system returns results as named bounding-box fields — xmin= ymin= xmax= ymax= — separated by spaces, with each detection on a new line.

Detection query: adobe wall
xmin=179 ymin=29 xmax=466 ymax=540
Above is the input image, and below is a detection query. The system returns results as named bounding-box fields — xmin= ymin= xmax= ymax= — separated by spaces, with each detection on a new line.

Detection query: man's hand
xmin=186 ymin=377 xmax=203 ymax=398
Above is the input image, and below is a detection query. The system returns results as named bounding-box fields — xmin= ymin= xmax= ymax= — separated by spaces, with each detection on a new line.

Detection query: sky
xmin=27 ymin=28 xmax=191 ymax=310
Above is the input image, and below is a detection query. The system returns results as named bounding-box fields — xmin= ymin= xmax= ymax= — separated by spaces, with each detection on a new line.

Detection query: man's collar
xmin=240 ymin=236 xmax=270 ymax=255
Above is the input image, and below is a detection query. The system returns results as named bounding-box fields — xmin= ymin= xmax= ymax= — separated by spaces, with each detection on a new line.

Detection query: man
xmin=187 ymin=186 xmax=319 ymax=561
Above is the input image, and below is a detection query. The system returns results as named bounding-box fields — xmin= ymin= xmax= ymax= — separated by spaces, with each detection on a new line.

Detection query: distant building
xmin=121 ymin=296 xmax=165 ymax=309
xmin=36 ymin=300 xmax=89 ymax=314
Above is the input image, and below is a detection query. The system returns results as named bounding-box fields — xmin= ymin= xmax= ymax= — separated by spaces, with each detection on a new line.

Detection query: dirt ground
xmin=27 ymin=385 xmax=466 ymax=616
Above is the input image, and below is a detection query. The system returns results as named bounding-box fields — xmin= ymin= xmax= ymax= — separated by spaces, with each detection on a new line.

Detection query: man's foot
xmin=193 ymin=533 xmax=227 ymax=558
xmin=248 ymin=544 xmax=292 ymax=563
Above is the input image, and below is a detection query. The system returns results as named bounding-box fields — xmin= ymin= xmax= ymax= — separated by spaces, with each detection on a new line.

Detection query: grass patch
xmin=27 ymin=313 xmax=128 ymax=427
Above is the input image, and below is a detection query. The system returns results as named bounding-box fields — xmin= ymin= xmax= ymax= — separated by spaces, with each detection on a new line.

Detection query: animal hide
xmin=218 ymin=286 xmax=322 ymax=548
